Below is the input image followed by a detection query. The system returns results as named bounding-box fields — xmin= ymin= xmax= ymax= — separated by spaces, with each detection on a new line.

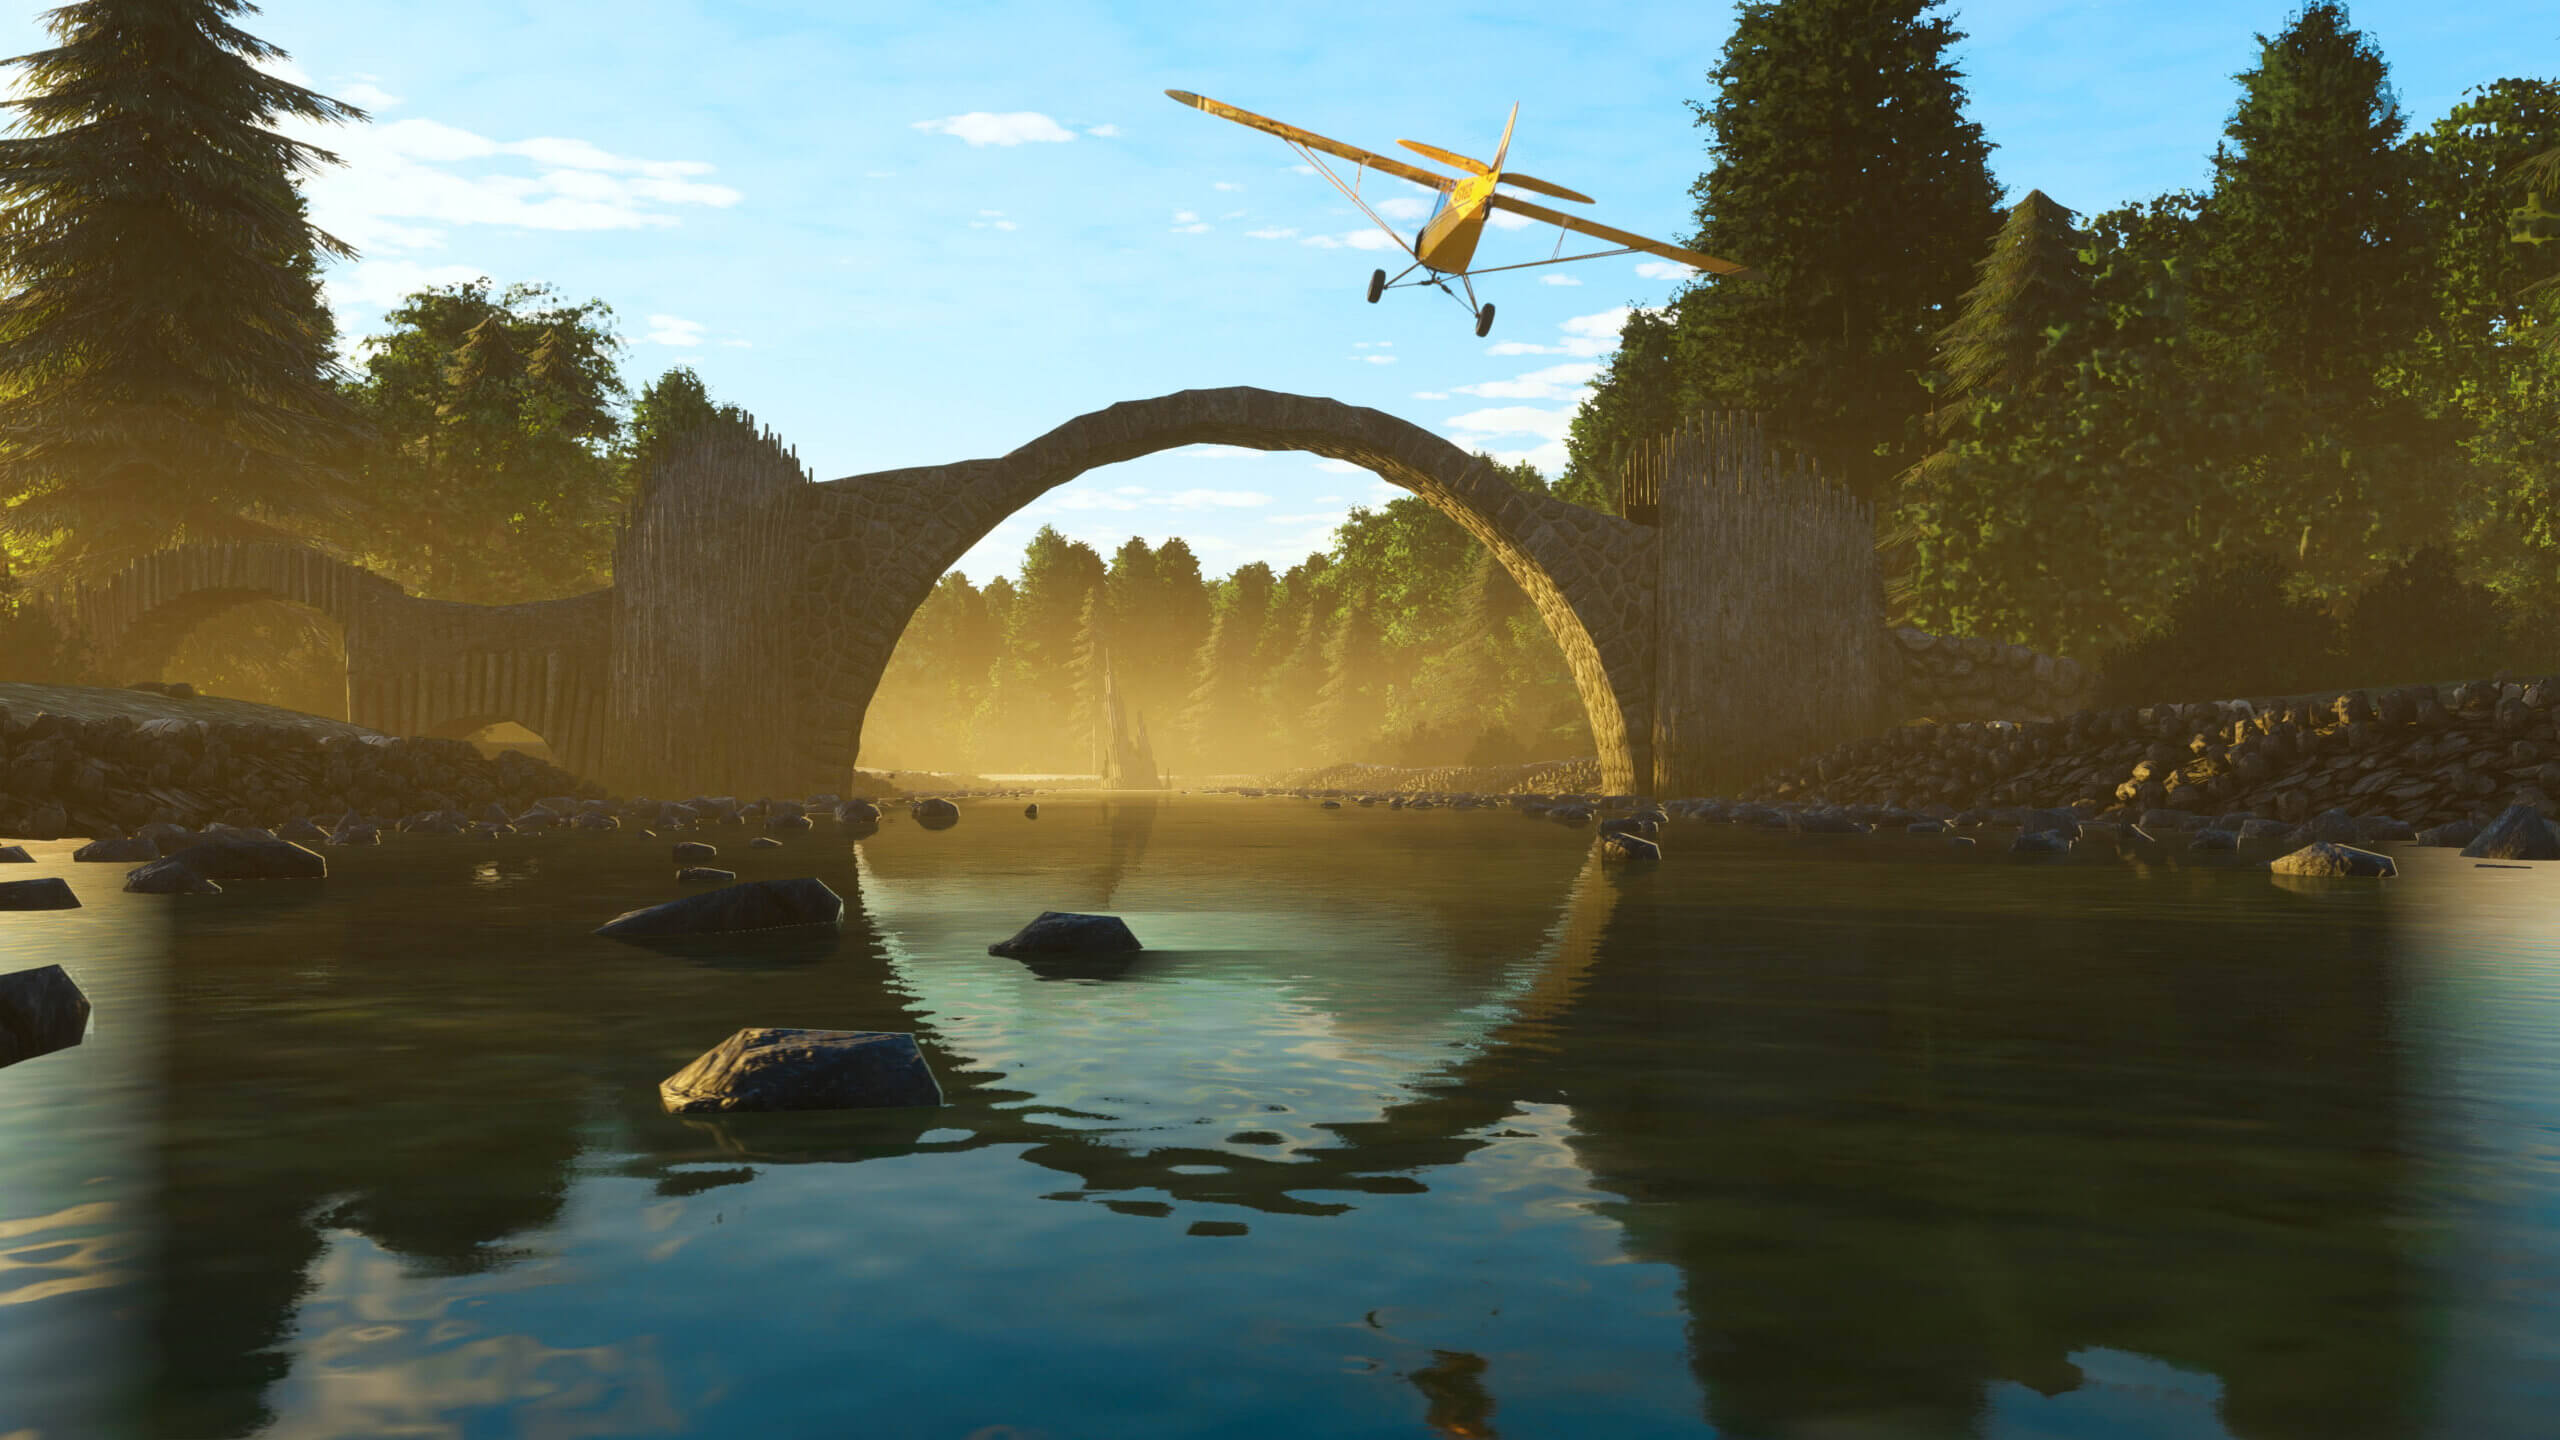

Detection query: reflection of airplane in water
xmin=120 ymin=820 xmax=2424 ymax=1440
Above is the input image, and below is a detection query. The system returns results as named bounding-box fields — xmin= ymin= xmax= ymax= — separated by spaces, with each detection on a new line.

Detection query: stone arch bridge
xmin=61 ymin=388 xmax=2089 ymax=797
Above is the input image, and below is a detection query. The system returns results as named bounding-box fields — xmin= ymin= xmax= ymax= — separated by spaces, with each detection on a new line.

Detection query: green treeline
xmin=1567 ymin=0 xmax=2560 ymax=678
xmin=2 ymin=0 xmax=2555 ymax=755
xmin=861 ymin=460 xmax=1590 ymax=775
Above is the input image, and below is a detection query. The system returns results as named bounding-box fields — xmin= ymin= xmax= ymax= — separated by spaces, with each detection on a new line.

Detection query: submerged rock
xmin=749 ymin=836 xmax=783 ymax=849
xmin=677 ymin=866 xmax=737 ymax=883
xmin=1598 ymin=831 xmax=1661 ymax=863
xmin=124 ymin=859 xmax=224 ymax=894
xmin=0 ymin=845 xmax=29 ymax=862
xmin=0 ymin=964 xmax=92 ymax=1068
xmin=2188 ymin=829 xmax=2239 ymax=852
xmin=277 ymin=817 xmax=331 ymax=846
xmin=989 ymin=911 xmax=1144 ymax=958
xmin=72 ymin=836 xmax=159 ymax=863
xmin=658 ymin=1027 xmax=942 ymax=1113
xmin=910 ymin=798 xmax=960 ymax=830
xmin=2269 ymin=841 xmax=2397 ymax=878
xmin=2417 ymin=820 xmax=2481 ymax=849
xmin=595 ymin=876 xmax=845 ymax=940
xmin=326 ymin=822 xmax=380 ymax=847
xmin=161 ymin=837 xmax=326 ymax=881
xmin=2010 ymin=829 xmax=2073 ymax=854
xmin=672 ymin=840 xmax=718 ymax=863
xmin=2460 ymin=804 xmax=2560 ymax=861
xmin=1024 ymin=803 xmax=1038 ymax=819
xmin=0 ymin=877 xmax=80 ymax=910
xmin=835 ymin=800 xmax=881 ymax=824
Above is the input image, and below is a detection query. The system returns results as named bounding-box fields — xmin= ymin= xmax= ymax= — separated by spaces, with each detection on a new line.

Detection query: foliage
xmin=0 ymin=0 xmax=368 ymax=578
xmin=1565 ymin=0 xmax=2002 ymax=507
xmin=2092 ymin=554 xmax=2341 ymax=706
xmin=0 ymin=562 xmax=88 ymax=682
xmin=2335 ymin=544 xmax=2512 ymax=688
xmin=334 ymin=278 xmax=628 ymax=604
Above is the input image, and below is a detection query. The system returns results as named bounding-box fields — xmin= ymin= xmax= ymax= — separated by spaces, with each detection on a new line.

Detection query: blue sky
xmin=2 ymin=0 xmax=2550 ymax=584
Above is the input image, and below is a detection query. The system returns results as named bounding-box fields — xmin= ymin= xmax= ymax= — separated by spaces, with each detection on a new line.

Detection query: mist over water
xmin=2 ymin=797 xmax=2557 ymax=1438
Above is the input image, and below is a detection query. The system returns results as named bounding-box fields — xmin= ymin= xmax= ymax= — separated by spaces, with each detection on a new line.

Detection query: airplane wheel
xmin=1367 ymin=269 xmax=1385 ymax=304
xmin=1474 ymin=303 xmax=1496 ymax=338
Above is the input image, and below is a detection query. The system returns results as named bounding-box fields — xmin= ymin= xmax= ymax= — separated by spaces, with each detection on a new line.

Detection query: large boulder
xmin=0 ymin=964 xmax=92 ymax=1068
xmin=161 ymin=837 xmax=326 ymax=881
xmin=125 ymin=859 xmax=224 ymax=895
xmin=277 ymin=817 xmax=331 ymax=846
xmin=72 ymin=836 xmax=158 ymax=863
xmin=0 ymin=877 xmax=79 ymax=910
xmin=672 ymin=840 xmax=718 ymax=863
xmin=2269 ymin=842 xmax=2397 ymax=878
xmin=1598 ymin=831 xmax=1662 ymax=863
xmin=911 ymin=798 xmax=960 ymax=830
xmin=2461 ymin=803 xmax=2560 ymax=861
xmin=658 ymin=1027 xmax=943 ymax=1113
xmin=0 ymin=844 xmax=31 ymax=863
xmin=835 ymin=799 xmax=881 ymax=824
xmin=988 ymin=911 xmax=1144 ymax=958
xmin=595 ymin=876 xmax=845 ymax=940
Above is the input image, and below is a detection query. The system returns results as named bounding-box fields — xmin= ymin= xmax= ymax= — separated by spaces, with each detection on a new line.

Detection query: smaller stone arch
xmin=65 ymin=542 xmax=401 ymax=693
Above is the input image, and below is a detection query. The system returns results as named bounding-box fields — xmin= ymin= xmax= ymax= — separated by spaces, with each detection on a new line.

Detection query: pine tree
xmin=1923 ymin=191 xmax=2099 ymax=433
xmin=1308 ymin=597 xmax=1385 ymax=764
xmin=0 ymin=0 xmax=369 ymax=575
xmin=1569 ymin=0 xmax=2002 ymax=505
xmin=1183 ymin=562 xmax=1276 ymax=773
xmin=2185 ymin=3 xmax=2450 ymax=599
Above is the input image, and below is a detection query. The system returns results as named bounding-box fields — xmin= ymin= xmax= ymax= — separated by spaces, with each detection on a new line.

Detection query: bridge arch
xmin=783 ymin=388 xmax=1659 ymax=794
xmin=64 ymin=542 xmax=397 ymax=695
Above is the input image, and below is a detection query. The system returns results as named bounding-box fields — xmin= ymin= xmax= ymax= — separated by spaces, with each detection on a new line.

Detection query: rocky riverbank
xmin=1740 ymin=678 xmax=2560 ymax=828
xmin=0 ymin=689 xmax=1012 ymax=839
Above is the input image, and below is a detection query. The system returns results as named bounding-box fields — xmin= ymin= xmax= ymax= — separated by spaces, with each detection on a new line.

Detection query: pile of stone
xmin=0 ymin=705 xmax=599 ymax=839
xmin=1268 ymin=757 xmax=1606 ymax=796
xmin=1743 ymin=679 xmax=2560 ymax=829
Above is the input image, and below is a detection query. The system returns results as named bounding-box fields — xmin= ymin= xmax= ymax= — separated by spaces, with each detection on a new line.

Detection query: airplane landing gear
xmin=1474 ymin=302 xmax=1496 ymax=338
xmin=1367 ymin=269 xmax=1385 ymax=304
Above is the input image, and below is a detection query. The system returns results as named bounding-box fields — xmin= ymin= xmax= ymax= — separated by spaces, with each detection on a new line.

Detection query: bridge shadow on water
xmin=122 ymin=812 xmax=2420 ymax=1439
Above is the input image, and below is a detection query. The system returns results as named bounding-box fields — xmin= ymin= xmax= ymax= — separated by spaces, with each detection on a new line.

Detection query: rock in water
xmin=124 ymin=859 xmax=224 ymax=894
xmin=327 ymin=823 xmax=380 ymax=847
xmin=595 ymin=876 xmax=845 ymax=940
xmin=277 ymin=817 xmax=330 ymax=846
xmin=677 ymin=866 xmax=737 ymax=883
xmin=1598 ymin=832 xmax=1661 ymax=863
xmin=2010 ymin=830 xmax=2073 ymax=853
xmin=672 ymin=840 xmax=718 ymax=863
xmin=1023 ymin=803 xmax=1038 ymax=819
xmin=0 ymin=877 xmax=79 ymax=910
xmin=2461 ymin=804 xmax=2560 ymax=861
xmin=836 ymin=800 xmax=881 ymax=824
xmin=160 ymin=837 xmax=326 ymax=881
xmin=71 ymin=836 xmax=155 ymax=863
xmin=2269 ymin=842 xmax=2397 ymax=878
xmin=659 ymin=1027 xmax=942 ymax=1113
xmin=749 ymin=836 xmax=783 ymax=849
xmin=988 ymin=911 xmax=1144 ymax=958
xmin=0 ymin=845 xmax=32 ymax=862
xmin=911 ymin=798 xmax=960 ymax=830
xmin=0 ymin=964 xmax=92 ymax=1068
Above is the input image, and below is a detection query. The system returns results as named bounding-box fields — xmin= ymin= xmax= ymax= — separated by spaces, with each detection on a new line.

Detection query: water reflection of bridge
xmin=113 ymin=811 xmax=2418 ymax=1439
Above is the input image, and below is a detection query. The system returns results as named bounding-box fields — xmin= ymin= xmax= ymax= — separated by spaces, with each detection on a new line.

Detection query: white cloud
xmin=1288 ymin=164 xmax=1316 ymax=175
xmin=293 ymin=115 xmax=741 ymax=261
xmin=1410 ymin=391 xmax=1449 ymax=400
xmin=1214 ymin=181 xmax=1243 ymax=192
xmin=912 ymin=112 xmax=1076 ymax=146
xmin=340 ymin=79 xmax=401 ymax=110
xmin=1301 ymin=229 xmax=1399 ymax=251
xmin=1085 ymin=123 xmax=1121 ymax=138
xmin=1221 ymin=209 xmax=1246 ymax=219
xmin=1539 ymin=273 xmax=1583 ymax=286
xmin=1114 ymin=484 xmax=1148 ymax=495
xmin=1312 ymin=459 xmax=1365 ymax=474
xmin=1453 ymin=361 xmax=1601 ymax=400
xmin=1376 ymin=196 xmax=1433 ymax=221
xmin=1359 ymin=354 xmax=1397 ymax=364
xmin=1446 ymin=405 xmax=1576 ymax=441
xmin=322 ymin=259 xmax=484 ymax=312
xmin=1558 ymin=305 xmax=1656 ymax=357
xmin=1165 ymin=489 xmax=1273 ymax=509
xmin=645 ymin=314 xmax=705 ymax=346
xmin=968 ymin=216 xmax=1019 ymax=230
xmin=1244 ymin=227 xmax=1299 ymax=240
xmin=1486 ymin=210 xmax=1535 ymax=230
xmin=1048 ymin=490 xmax=1143 ymax=511
xmin=1173 ymin=222 xmax=1210 ymax=234
xmin=1173 ymin=210 xmax=1199 ymax=223
xmin=1635 ymin=260 xmax=1699 ymax=280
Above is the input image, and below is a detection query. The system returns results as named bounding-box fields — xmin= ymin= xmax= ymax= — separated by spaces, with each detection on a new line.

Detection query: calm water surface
xmin=2 ymin=796 xmax=2556 ymax=1439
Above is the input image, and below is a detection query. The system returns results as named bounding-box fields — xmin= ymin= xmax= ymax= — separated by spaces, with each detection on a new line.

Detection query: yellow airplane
xmin=1166 ymin=89 xmax=1755 ymax=336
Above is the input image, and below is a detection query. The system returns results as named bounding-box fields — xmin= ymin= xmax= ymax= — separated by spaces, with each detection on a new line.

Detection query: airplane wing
xmin=1485 ymin=192 xmax=1756 ymax=276
xmin=1166 ymin=91 xmax=1457 ymax=194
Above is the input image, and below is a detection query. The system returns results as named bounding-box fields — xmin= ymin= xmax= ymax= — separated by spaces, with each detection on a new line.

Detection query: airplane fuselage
xmin=1417 ymin=172 xmax=1498 ymax=274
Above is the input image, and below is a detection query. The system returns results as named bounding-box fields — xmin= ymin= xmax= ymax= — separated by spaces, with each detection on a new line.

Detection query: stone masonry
xmin=54 ymin=388 xmax=2092 ymax=798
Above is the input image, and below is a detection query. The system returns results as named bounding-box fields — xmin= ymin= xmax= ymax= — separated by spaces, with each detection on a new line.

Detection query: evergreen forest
xmin=0 ymin=0 xmax=2554 ymax=777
